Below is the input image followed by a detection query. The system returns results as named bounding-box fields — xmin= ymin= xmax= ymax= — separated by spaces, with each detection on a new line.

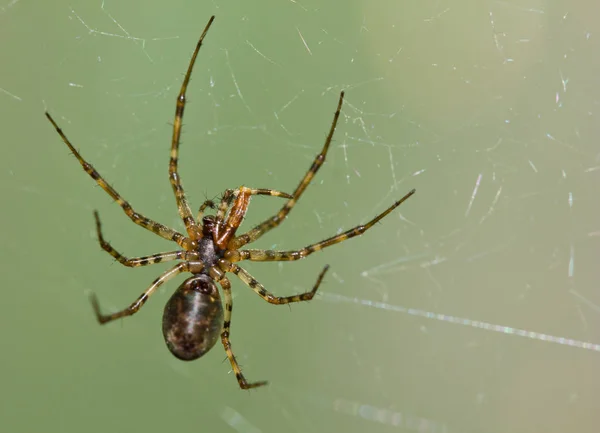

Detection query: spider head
xmin=201 ymin=215 xmax=217 ymax=236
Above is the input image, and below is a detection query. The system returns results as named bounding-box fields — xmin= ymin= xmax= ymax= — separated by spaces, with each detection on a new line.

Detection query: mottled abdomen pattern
xmin=162 ymin=275 xmax=224 ymax=360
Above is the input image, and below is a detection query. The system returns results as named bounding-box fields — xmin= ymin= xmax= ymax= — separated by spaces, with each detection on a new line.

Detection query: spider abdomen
xmin=162 ymin=275 xmax=224 ymax=361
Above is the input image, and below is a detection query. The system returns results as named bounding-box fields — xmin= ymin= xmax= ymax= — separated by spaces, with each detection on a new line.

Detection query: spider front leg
xmin=92 ymin=262 xmax=203 ymax=324
xmin=226 ymin=188 xmax=416 ymax=263
xmin=168 ymin=16 xmax=215 ymax=241
xmin=196 ymin=187 xmax=292 ymax=238
xmin=215 ymin=188 xmax=292 ymax=222
xmin=221 ymin=260 xmax=329 ymax=304
xmin=45 ymin=113 xmax=192 ymax=250
xmin=214 ymin=187 xmax=293 ymax=249
xmin=94 ymin=211 xmax=195 ymax=267
xmin=213 ymin=270 xmax=267 ymax=389
xmin=229 ymin=91 xmax=345 ymax=250
xmin=196 ymin=199 xmax=217 ymax=224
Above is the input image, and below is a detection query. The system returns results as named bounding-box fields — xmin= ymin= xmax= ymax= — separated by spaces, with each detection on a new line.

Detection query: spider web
xmin=1 ymin=1 xmax=599 ymax=432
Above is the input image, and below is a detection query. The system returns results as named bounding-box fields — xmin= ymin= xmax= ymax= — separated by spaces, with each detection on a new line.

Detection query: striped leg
xmin=45 ymin=113 xmax=191 ymax=250
xmin=217 ymin=275 xmax=268 ymax=389
xmin=223 ymin=260 xmax=329 ymax=304
xmin=169 ymin=16 xmax=215 ymax=242
xmin=94 ymin=211 xmax=194 ymax=267
xmin=215 ymin=189 xmax=235 ymax=222
xmin=91 ymin=262 xmax=198 ymax=324
xmin=217 ymin=188 xmax=292 ymax=220
xmin=196 ymin=199 xmax=217 ymax=224
xmin=215 ymin=187 xmax=293 ymax=249
xmin=196 ymin=188 xmax=291 ymax=226
xmin=225 ymin=189 xmax=416 ymax=263
xmin=229 ymin=91 xmax=345 ymax=250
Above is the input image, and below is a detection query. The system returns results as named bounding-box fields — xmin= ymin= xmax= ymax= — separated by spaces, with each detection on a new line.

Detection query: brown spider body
xmin=45 ymin=16 xmax=415 ymax=389
xmin=162 ymin=216 xmax=225 ymax=361
xmin=163 ymin=274 xmax=224 ymax=361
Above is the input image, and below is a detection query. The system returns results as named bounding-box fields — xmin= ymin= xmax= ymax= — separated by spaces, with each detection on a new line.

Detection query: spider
xmin=45 ymin=15 xmax=415 ymax=389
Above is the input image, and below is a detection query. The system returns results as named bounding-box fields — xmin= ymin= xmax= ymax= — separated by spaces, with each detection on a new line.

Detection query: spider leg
xmin=45 ymin=113 xmax=192 ymax=250
xmin=196 ymin=188 xmax=291 ymax=224
xmin=196 ymin=187 xmax=292 ymax=237
xmin=94 ymin=211 xmax=196 ymax=267
xmin=221 ymin=260 xmax=329 ymax=304
xmin=169 ymin=16 xmax=215 ymax=242
xmin=226 ymin=188 xmax=416 ymax=263
xmin=91 ymin=262 xmax=202 ymax=324
xmin=229 ymin=91 xmax=345 ymax=250
xmin=214 ymin=187 xmax=293 ymax=249
xmin=215 ymin=188 xmax=292 ymax=223
xmin=214 ymin=189 xmax=236 ymax=222
xmin=196 ymin=199 xmax=217 ymax=224
xmin=214 ymin=272 xmax=268 ymax=389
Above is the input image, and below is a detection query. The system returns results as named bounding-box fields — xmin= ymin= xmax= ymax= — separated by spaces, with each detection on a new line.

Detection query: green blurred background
xmin=2 ymin=1 xmax=600 ymax=432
